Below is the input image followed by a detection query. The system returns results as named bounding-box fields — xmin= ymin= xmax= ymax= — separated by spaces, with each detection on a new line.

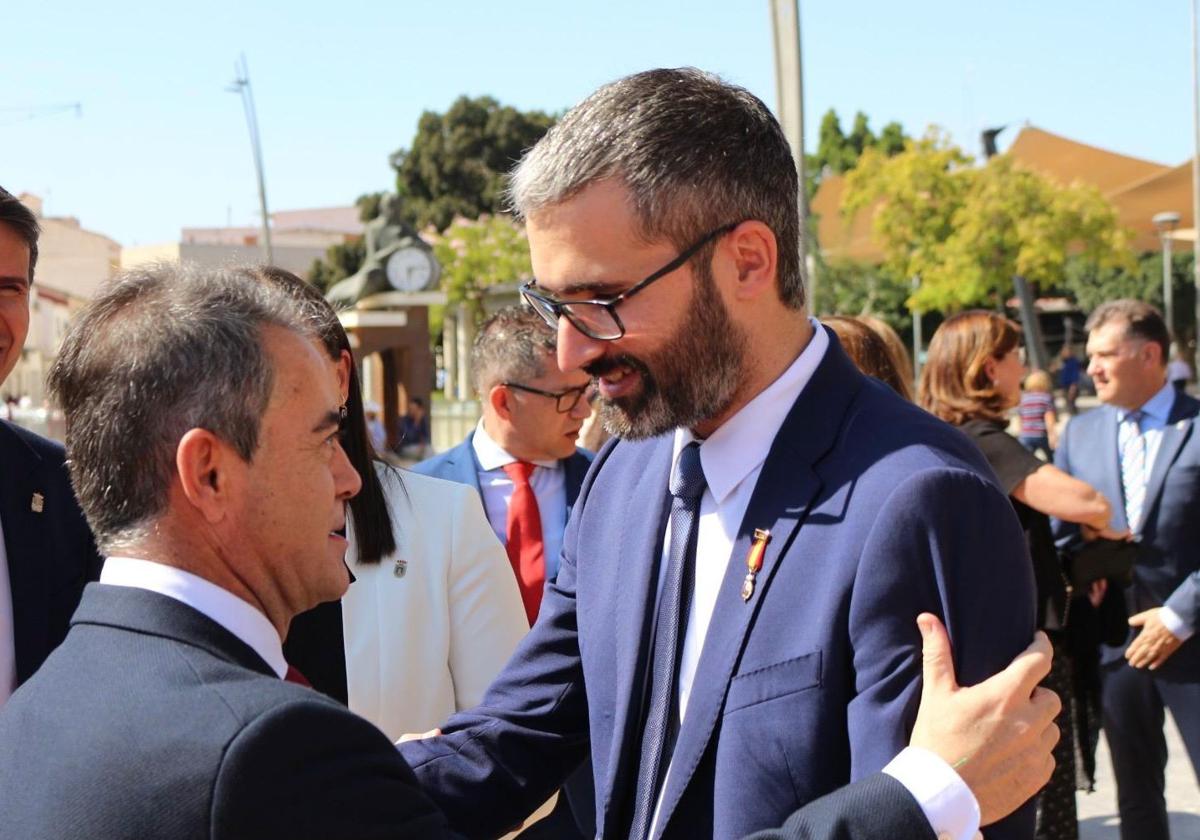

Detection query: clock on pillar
xmin=386 ymin=246 xmax=440 ymax=293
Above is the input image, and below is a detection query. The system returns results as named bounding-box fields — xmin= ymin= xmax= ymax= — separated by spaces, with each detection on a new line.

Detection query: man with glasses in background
xmin=415 ymin=305 xmax=596 ymax=839
xmin=401 ymin=69 xmax=1050 ymax=840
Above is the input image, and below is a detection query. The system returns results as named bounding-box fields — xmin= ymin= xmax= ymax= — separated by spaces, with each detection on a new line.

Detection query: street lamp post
xmin=227 ymin=54 xmax=273 ymax=264
xmin=1154 ymin=211 xmax=1181 ymax=336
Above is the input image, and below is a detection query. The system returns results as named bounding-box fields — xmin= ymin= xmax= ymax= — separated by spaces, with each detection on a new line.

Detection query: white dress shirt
xmin=472 ymin=420 xmax=568 ymax=581
xmin=1119 ymin=382 xmax=1193 ymax=641
xmin=0 ymin=518 xmax=16 ymax=706
xmin=99 ymin=556 xmax=287 ymax=678
xmin=650 ymin=319 xmax=980 ymax=840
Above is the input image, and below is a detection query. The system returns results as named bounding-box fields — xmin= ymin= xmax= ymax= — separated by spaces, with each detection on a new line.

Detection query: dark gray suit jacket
xmin=0 ymin=584 xmax=450 ymax=839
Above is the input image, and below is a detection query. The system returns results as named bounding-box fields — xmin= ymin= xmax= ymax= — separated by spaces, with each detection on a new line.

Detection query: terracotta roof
xmin=1005 ymin=126 xmax=1169 ymax=195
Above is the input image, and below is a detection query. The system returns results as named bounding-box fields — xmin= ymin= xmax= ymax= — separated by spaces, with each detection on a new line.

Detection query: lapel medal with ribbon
xmin=742 ymin=528 xmax=771 ymax=601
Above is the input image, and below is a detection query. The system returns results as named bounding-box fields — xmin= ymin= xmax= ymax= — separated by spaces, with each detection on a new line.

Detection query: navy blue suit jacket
xmin=0 ymin=584 xmax=449 ymax=839
xmin=400 ymin=335 xmax=1036 ymax=840
xmin=1053 ymin=394 xmax=1200 ymax=680
xmin=0 ymin=420 xmax=101 ymax=687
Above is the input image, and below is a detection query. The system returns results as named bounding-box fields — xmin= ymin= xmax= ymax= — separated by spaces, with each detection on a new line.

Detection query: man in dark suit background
xmin=0 ymin=186 xmax=100 ymax=708
xmin=400 ymin=68 xmax=1045 ymax=840
xmin=0 ymin=262 xmax=447 ymax=839
xmin=416 ymin=305 xmax=596 ymax=838
xmin=1054 ymin=300 xmax=1200 ymax=840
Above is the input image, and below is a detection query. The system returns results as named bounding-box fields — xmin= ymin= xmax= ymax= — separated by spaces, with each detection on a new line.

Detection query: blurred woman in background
xmin=919 ymin=310 xmax=1125 ymax=840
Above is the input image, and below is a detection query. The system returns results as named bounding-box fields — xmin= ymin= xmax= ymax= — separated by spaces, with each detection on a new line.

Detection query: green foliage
xmin=306 ymin=237 xmax=366 ymax=294
xmin=811 ymin=257 xmax=912 ymax=335
xmin=1062 ymin=251 xmax=1196 ymax=345
xmin=432 ymin=215 xmax=532 ymax=323
xmin=805 ymin=109 xmax=909 ymax=199
xmin=391 ymin=96 xmax=556 ymax=233
xmin=355 ymin=192 xmax=385 ymax=223
xmin=842 ymin=131 xmax=1135 ymax=312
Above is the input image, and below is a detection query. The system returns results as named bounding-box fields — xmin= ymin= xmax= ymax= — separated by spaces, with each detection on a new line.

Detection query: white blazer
xmin=342 ymin=466 xmax=528 ymax=741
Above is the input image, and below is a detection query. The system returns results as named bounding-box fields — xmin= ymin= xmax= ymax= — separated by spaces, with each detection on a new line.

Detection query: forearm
xmin=1015 ymin=465 xmax=1109 ymax=529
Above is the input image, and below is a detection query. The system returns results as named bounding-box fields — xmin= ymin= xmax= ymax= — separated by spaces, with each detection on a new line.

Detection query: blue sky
xmin=2 ymin=1 xmax=1192 ymax=246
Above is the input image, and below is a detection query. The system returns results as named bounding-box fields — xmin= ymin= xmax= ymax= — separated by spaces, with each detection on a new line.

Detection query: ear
xmin=176 ymin=428 xmax=236 ymax=525
xmin=723 ymin=221 xmax=778 ymax=302
xmin=488 ymin=384 xmax=514 ymax=422
xmin=336 ymin=350 xmax=353 ymax=404
xmin=982 ymin=355 xmax=999 ymax=384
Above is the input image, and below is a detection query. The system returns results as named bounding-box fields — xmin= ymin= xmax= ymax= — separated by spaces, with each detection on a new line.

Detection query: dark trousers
xmin=1100 ymin=660 xmax=1200 ymax=839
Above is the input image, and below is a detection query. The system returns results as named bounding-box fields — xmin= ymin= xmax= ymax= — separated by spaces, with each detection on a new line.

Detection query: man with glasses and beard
xmin=400 ymin=68 xmax=1049 ymax=840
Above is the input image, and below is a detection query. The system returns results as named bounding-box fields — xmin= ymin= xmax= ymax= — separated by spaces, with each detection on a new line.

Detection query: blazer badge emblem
xmin=30 ymin=492 xmax=44 ymax=513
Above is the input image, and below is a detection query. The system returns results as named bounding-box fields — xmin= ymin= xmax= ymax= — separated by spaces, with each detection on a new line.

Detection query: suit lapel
xmin=1097 ymin=408 xmax=1129 ymax=532
xmin=652 ymin=337 xmax=866 ymax=836
xmin=451 ymin=434 xmax=486 ymax=495
xmin=1140 ymin=395 xmax=1199 ymax=533
xmin=0 ymin=424 xmax=52 ymax=684
xmin=599 ymin=438 xmax=674 ymax=831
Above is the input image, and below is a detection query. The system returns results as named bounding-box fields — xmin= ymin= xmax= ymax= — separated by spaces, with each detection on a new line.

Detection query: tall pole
xmin=770 ymin=1 xmax=811 ymax=309
xmin=1164 ymin=230 xmax=1175 ymax=336
xmin=229 ymin=54 xmax=273 ymax=264
xmin=1192 ymin=0 xmax=1200 ymax=372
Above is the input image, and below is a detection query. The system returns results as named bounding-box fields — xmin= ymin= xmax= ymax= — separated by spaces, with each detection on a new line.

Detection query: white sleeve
xmin=1159 ymin=605 xmax=1194 ymax=642
xmin=883 ymin=746 xmax=982 ymax=840
xmin=445 ymin=487 xmax=530 ymax=711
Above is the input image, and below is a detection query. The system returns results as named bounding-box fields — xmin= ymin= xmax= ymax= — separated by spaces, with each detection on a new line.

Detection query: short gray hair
xmin=471 ymin=306 xmax=557 ymax=394
xmin=47 ymin=261 xmax=313 ymax=552
xmin=508 ymin=67 xmax=804 ymax=309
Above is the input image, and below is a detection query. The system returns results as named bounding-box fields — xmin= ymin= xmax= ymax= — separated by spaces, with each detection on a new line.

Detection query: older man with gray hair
xmin=0 ymin=262 xmax=448 ymax=839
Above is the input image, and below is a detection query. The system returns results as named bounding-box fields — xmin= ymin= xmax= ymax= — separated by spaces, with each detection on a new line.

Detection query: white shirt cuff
xmin=1159 ymin=606 xmax=1194 ymax=642
xmin=883 ymin=746 xmax=982 ymax=840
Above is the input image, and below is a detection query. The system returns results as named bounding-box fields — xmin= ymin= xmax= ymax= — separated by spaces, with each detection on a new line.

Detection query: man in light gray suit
xmin=1054 ymin=299 xmax=1200 ymax=840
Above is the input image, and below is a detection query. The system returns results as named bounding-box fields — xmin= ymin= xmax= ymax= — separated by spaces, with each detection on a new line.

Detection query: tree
xmin=431 ymin=214 xmax=532 ymax=328
xmin=390 ymin=96 xmax=556 ymax=232
xmin=842 ymin=131 xmax=1135 ymax=312
xmin=806 ymin=110 xmax=909 ymax=200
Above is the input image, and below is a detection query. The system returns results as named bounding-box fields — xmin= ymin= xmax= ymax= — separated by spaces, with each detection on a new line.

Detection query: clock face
xmin=386 ymin=248 xmax=435 ymax=292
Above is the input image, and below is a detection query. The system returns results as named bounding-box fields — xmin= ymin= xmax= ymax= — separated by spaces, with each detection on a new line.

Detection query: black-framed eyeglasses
xmin=519 ymin=222 xmax=739 ymax=341
xmin=502 ymin=381 xmax=595 ymax=413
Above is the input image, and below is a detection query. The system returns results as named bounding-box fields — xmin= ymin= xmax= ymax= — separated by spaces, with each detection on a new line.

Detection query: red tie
xmin=284 ymin=664 xmax=311 ymax=687
xmin=502 ymin=461 xmax=546 ymax=625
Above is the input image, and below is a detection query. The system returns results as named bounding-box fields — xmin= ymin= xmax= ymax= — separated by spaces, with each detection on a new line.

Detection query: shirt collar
xmin=673 ymin=318 xmax=829 ymax=505
xmin=1119 ymin=381 xmax=1175 ymax=424
xmin=472 ymin=419 xmax=559 ymax=471
xmin=100 ymin=556 xmax=287 ymax=678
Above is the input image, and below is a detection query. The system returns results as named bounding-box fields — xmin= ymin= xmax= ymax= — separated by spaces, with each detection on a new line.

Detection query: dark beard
xmin=586 ymin=266 xmax=748 ymax=440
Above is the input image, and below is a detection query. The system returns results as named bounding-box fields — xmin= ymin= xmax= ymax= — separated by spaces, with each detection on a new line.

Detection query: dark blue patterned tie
xmin=628 ymin=441 xmax=706 ymax=840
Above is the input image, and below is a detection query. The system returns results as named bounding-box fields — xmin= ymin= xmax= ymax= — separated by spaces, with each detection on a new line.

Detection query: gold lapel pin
xmin=742 ymin=528 xmax=771 ymax=602
xmin=31 ymin=492 xmax=44 ymax=514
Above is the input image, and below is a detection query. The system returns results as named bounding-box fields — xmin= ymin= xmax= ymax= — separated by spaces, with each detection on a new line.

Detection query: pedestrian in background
xmin=1020 ymin=369 xmax=1058 ymax=460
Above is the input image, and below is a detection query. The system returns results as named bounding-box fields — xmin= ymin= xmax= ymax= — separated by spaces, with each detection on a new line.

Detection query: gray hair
xmin=507 ymin=67 xmax=804 ymax=309
xmin=47 ymin=261 xmax=314 ymax=552
xmin=470 ymin=306 xmax=557 ymax=394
